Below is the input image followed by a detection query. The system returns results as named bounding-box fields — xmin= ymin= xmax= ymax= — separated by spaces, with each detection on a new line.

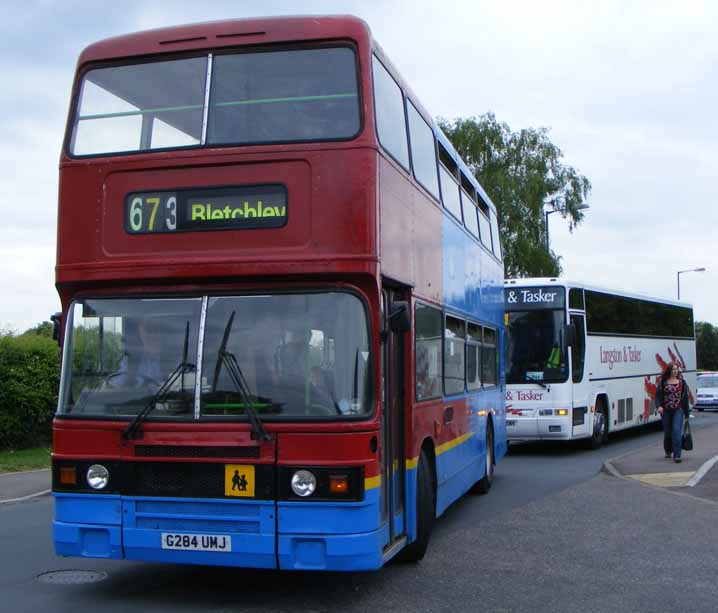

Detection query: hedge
xmin=0 ymin=333 xmax=60 ymax=449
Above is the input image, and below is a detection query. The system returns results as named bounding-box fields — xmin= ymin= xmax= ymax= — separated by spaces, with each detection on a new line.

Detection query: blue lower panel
xmin=54 ymin=493 xmax=123 ymax=559
xmin=54 ymin=520 xmax=123 ymax=559
xmin=278 ymin=528 xmax=385 ymax=571
xmin=277 ymin=487 xmax=384 ymax=571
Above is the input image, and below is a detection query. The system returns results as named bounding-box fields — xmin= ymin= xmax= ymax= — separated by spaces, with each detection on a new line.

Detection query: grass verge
xmin=0 ymin=446 xmax=51 ymax=473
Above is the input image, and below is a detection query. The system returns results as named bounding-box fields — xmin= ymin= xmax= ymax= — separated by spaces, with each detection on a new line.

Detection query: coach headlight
xmin=290 ymin=470 xmax=317 ymax=497
xmin=86 ymin=464 xmax=110 ymax=490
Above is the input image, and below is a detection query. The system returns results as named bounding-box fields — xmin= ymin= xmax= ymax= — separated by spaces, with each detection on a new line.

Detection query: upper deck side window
xmin=438 ymin=144 xmax=463 ymax=223
xmin=69 ymin=47 xmax=361 ymax=156
xmin=406 ymin=101 xmax=440 ymax=199
xmin=489 ymin=209 xmax=502 ymax=260
xmin=371 ymin=55 xmax=410 ymax=170
xmin=476 ymin=195 xmax=492 ymax=252
xmin=460 ymin=173 xmax=480 ymax=240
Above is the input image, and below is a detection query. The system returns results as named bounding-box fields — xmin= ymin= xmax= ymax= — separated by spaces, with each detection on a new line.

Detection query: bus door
xmin=381 ymin=287 xmax=407 ymax=547
xmin=569 ymin=312 xmax=589 ymax=437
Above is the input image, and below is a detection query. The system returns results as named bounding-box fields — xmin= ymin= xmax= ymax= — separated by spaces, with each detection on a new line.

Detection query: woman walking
xmin=654 ymin=362 xmax=691 ymax=463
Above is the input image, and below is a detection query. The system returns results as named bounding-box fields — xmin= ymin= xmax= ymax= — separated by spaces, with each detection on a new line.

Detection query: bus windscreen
xmin=505 ymin=309 xmax=568 ymax=384
xmin=70 ymin=47 xmax=360 ymax=156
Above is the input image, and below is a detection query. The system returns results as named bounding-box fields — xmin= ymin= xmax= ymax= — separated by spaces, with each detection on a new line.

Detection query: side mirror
xmin=50 ymin=312 xmax=62 ymax=345
xmin=388 ymin=301 xmax=410 ymax=334
xmin=564 ymin=323 xmax=576 ymax=348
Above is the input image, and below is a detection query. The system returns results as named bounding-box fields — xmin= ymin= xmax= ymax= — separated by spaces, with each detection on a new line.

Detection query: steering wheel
xmin=104 ymin=372 xmax=161 ymax=390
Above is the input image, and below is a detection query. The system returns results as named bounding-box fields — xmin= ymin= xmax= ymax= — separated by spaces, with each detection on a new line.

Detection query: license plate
xmin=161 ymin=532 xmax=232 ymax=552
xmin=507 ymin=420 xmax=516 ymax=427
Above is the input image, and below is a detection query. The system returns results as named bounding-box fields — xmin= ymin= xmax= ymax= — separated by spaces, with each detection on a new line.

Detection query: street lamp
xmin=676 ymin=267 xmax=706 ymax=300
xmin=544 ymin=203 xmax=590 ymax=251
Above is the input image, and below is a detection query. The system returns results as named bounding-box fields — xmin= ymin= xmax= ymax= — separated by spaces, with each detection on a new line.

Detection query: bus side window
xmin=571 ymin=314 xmax=586 ymax=383
xmin=415 ymin=303 xmax=442 ymax=401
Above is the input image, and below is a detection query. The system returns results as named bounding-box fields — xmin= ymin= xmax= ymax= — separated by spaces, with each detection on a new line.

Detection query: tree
xmin=696 ymin=321 xmax=718 ymax=371
xmin=439 ymin=113 xmax=591 ymax=277
xmin=22 ymin=321 xmax=54 ymax=338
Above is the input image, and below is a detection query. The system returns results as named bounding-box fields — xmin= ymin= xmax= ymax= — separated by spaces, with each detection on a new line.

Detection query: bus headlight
xmin=556 ymin=409 xmax=568 ymax=416
xmin=290 ymin=470 xmax=317 ymax=497
xmin=86 ymin=464 xmax=110 ymax=490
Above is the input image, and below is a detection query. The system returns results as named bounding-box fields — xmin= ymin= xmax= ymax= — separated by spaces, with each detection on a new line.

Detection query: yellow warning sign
xmin=224 ymin=464 xmax=255 ymax=497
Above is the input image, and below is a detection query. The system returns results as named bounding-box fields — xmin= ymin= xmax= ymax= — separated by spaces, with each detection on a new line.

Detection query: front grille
xmin=135 ymin=462 xmax=223 ymax=497
xmin=135 ymin=445 xmax=260 ymax=459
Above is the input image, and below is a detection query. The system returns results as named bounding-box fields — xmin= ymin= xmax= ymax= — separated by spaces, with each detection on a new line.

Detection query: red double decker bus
xmin=52 ymin=15 xmax=506 ymax=571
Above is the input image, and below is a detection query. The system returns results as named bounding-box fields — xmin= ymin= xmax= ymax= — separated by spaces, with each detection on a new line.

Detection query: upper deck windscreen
xmin=70 ymin=47 xmax=361 ymax=156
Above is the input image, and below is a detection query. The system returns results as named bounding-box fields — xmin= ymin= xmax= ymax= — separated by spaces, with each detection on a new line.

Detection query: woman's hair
xmin=662 ymin=362 xmax=680 ymax=381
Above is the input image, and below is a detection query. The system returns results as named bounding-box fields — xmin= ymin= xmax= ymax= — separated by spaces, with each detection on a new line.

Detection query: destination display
xmin=125 ymin=184 xmax=287 ymax=234
xmin=504 ymin=286 xmax=565 ymax=311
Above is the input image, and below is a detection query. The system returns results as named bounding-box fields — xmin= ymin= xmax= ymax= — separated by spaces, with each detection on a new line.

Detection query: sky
xmin=2 ymin=0 xmax=716 ymax=332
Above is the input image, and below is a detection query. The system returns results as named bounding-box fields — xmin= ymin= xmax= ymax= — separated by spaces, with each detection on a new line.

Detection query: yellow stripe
xmin=365 ymin=475 xmax=381 ymax=490
xmin=404 ymin=432 xmax=475 ymax=471
xmin=436 ymin=431 xmax=475 ymax=456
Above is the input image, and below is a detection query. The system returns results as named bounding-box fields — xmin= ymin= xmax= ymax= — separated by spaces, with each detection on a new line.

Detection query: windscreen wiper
xmin=122 ymin=321 xmax=194 ymax=441
xmin=212 ymin=311 xmax=271 ymax=442
xmin=525 ymin=375 xmax=548 ymax=389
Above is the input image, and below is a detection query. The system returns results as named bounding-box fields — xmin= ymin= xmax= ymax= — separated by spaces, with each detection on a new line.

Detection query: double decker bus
xmin=504 ymin=278 xmax=696 ymax=448
xmin=52 ymin=16 xmax=506 ymax=571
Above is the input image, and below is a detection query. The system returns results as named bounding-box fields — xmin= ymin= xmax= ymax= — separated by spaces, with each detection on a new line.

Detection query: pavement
xmin=0 ymin=469 xmax=51 ymax=504
xmin=604 ymin=420 xmax=718 ymax=502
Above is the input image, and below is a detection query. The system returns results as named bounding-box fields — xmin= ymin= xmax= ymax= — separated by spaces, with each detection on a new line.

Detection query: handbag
xmin=682 ymin=418 xmax=693 ymax=451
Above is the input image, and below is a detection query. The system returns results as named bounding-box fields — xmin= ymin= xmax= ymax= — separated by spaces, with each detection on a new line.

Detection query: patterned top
xmin=664 ymin=381 xmax=683 ymax=411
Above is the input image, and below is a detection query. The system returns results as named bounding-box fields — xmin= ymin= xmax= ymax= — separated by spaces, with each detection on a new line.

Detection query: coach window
xmin=466 ymin=322 xmax=481 ymax=391
xmin=568 ymin=288 xmax=585 ymax=310
xmin=438 ymin=144 xmax=463 ymax=222
xmin=570 ymin=314 xmax=586 ymax=383
xmin=482 ymin=327 xmax=498 ymax=387
xmin=461 ymin=174 xmax=480 ymax=240
xmin=489 ymin=210 xmax=502 ymax=260
xmin=407 ymin=101 xmax=440 ymax=199
xmin=415 ymin=303 xmax=442 ymax=401
xmin=372 ymin=56 xmax=410 ymax=170
xmin=477 ymin=197 xmax=492 ymax=251
xmin=444 ymin=316 xmax=466 ymax=395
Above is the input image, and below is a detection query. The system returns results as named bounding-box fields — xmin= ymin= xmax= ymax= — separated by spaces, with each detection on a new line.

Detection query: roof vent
xmin=159 ymin=36 xmax=207 ymax=46
xmin=216 ymin=31 xmax=266 ymax=39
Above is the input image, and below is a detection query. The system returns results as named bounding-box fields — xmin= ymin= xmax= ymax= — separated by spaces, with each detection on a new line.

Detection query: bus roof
xmin=505 ymin=277 xmax=693 ymax=309
xmin=77 ymin=15 xmax=372 ymax=66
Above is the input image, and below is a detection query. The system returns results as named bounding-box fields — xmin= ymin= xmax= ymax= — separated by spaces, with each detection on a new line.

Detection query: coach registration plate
xmin=161 ymin=533 xmax=231 ymax=552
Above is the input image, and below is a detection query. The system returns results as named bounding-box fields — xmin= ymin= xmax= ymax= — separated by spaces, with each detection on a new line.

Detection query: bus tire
xmin=400 ymin=449 xmax=435 ymax=562
xmin=472 ymin=422 xmax=494 ymax=495
xmin=587 ymin=400 xmax=607 ymax=449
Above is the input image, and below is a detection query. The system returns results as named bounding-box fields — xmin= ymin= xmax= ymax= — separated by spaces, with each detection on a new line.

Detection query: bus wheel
xmin=588 ymin=402 xmax=607 ymax=449
xmin=472 ymin=422 xmax=494 ymax=495
xmin=399 ymin=449 xmax=435 ymax=562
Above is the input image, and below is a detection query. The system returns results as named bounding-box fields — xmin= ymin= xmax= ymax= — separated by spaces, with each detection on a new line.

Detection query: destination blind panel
xmin=125 ymin=184 xmax=287 ymax=234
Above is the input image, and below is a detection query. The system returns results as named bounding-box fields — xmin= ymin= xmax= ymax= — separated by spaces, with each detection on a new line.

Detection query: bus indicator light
xmin=329 ymin=475 xmax=349 ymax=494
xmin=60 ymin=466 xmax=77 ymax=485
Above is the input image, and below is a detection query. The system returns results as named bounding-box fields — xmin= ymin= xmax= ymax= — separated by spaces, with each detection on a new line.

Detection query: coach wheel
xmin=472 ymin=422 xmax=494 ymax=495
xmin=588 ymin=402 xmax=607 ymax=449
xmin=399 ymin=449 xmax=435 ymax=562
